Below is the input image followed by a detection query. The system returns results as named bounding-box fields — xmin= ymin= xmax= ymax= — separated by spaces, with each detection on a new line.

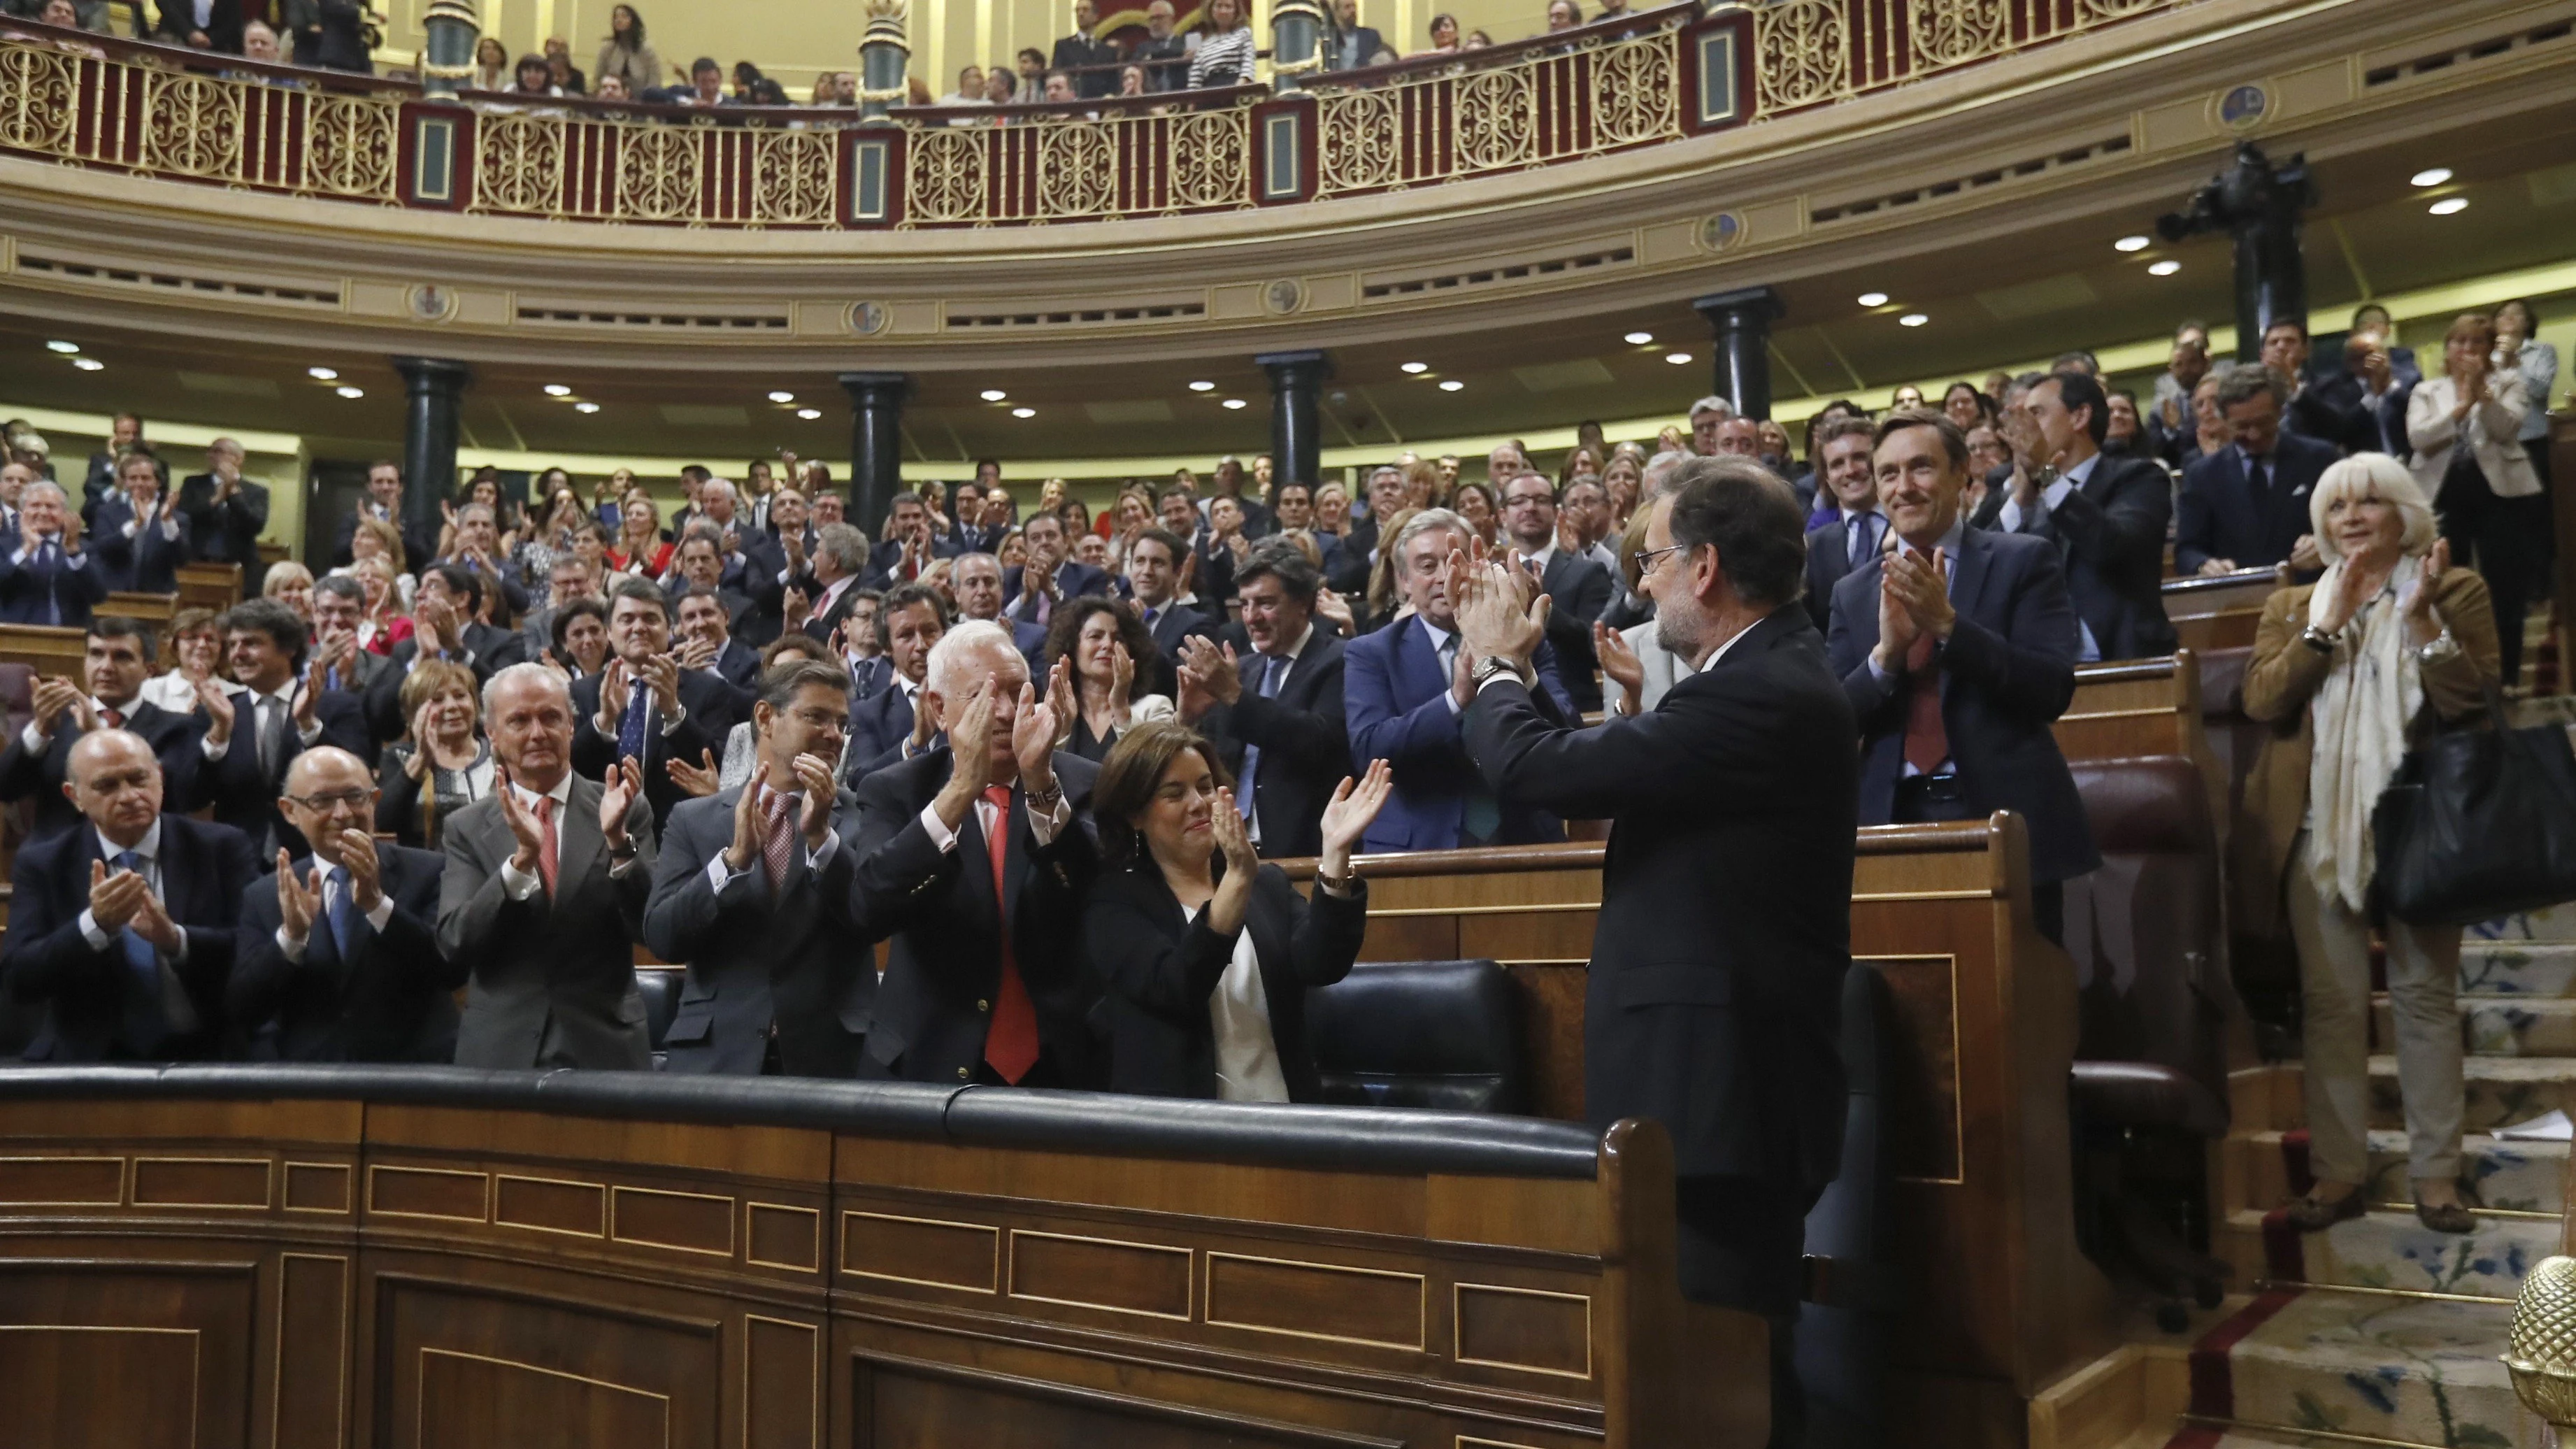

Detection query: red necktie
xmin=99 ymin=708 xmax=123 ymax=729
xmin=980 ymin=784 xmax=1040 ymax=1083
xmin=1898 ymin=553 xmax=1949 ymax=775
xmin=761 ymin=787 xmax=796 ymax=899
xmin=534 ymin=796 xmax=560 ymax=897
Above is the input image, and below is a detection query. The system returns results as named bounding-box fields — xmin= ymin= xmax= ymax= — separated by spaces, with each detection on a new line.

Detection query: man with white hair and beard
xmin=851 ymin=620 xmax=1101 ymax=1087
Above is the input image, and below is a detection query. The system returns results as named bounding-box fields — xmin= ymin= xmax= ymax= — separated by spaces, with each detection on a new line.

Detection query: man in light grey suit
xmin=643 ymin=656 xmax=871 ymax=1077
xmin=438 ymin=663 xmax=657 ymax=1069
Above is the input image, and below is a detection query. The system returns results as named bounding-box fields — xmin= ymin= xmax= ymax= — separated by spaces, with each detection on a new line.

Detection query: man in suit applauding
xmin=176 ymin=437 xmax=271 ymax=592
xmin=572 ymin=579 xmax=733 ymax=827
xmin=846 ymin=583 xmax=949 ymax=778
xmin=93 ymin=451 xmax=193 ymax=594
xmin=2175 ymin=368 xmax=2339 ymax=576
xmin=1976 ymin=370 xmax=2177 ymax=660
xmin=0 ymin=617 xmax=200 ymax=841
xmin=0 ymin=481 xmax=110 ymax=628
xmin=1003 ymin=511 xmax=1110 ymax=629
xmin=1804 ymin=417 xmax=1889 ymax=632
xmin=1452 ymin=456 xmax=1856 ymax=1445
xmin=439 ymin=664 xmax=657 ymax=1069
xmin=2 ymin=729 xmax=260 ymax=1061
xmin=229 ymin=747 xmax=459 ymax=1062
xmin=1496 ymin=472 xmax=1615 ymax=712
xmin=1176 ymin=543 xmax=1348 ymax=859
xmin=852 ymin=621 xmax=1100 ymax=1086
xmin=1827 ymin=410 xmax=2097 ymax=943
xmin=1343 ymin=508 xmax=1573 ymax=852
xmin=645 ymin=657 xmax=871 ymax=1076
xmin=1122 ymin=527 xmax=1210 ymax=699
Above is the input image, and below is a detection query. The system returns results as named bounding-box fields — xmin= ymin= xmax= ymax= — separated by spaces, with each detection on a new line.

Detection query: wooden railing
xmin=0 ymin=0 xmax=2191 ymax=230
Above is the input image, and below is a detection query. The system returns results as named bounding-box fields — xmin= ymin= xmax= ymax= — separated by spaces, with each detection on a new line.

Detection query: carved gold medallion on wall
xmin=1263 ymin=279 xmax=1304 ymax=315
xmin=2214 ymin=81 xmax=2270 ymax=134
xmin=1697 ymin=212 xmax=1747 ymax=254
xmin=406 ymin=283 xmax=459 ymax=323
xmin=847 ymin=301 xmax=891 ymax=336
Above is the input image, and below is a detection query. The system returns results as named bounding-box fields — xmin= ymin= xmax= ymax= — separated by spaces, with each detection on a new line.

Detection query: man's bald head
xmin=279 ymin=746 xmax=378 ymax=866
xmin=285 ymin=745 xmax=371 ymax=796
xmin=67 ymin=729 xmax=162 ymax=845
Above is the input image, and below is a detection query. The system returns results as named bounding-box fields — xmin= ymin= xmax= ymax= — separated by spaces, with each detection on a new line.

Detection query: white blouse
xmin=1182 ymin=901 xmax=1290 ymax=1103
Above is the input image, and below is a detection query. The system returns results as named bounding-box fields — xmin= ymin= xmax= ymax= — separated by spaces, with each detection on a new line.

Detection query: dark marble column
xmin=393 ymin=356 xmax=470 ymax=544
xmin=1257 ymin=350 xmax=1333 ymax=487
xmin=1691 ymin=286 xmax=1784 ymax=421
xmin=838 ymin=371 xmax=910 ymax=537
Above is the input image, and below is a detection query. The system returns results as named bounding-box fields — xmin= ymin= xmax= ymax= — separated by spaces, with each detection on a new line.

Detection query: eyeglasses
xmin=287 ymin=789 xmax=373 ymax=813
xmin=1631 ymin=543 xmax=1689 ymax=576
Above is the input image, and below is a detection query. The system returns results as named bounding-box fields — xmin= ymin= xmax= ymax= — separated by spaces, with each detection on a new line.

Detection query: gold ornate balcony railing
xmin=0 ymin=0 xmax=2188 ymax=231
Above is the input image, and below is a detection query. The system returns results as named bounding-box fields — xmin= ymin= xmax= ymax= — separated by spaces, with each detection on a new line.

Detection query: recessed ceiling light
xmin=1623 ymin=331 xmax=1654 ymax=345
xmin=768 ymin=390 xmax=795 ymax=404
xmin=980 ymin=389 xmax=1008 ymax=402
xmin=573 ymin=401 xmax=600 ymax=413
xmin=45 ymin=340 xmax=79 ymax=354
xmin=1010 ymin=407 xmax=1036 ymax=419
xmin=308 ymin=366 xmax=338 ymax=380
xmin=2147 ymin=259 xmax=2181 ymax=276
xmin=1898 ymin=313 xmax=1929 ymax=327
xmin=1188 ymin=380 xmax=1215 ymax=392
xmin=2114 ymin=235 xmax=2150 ymax=252
xmin=334 ymin=384 xmax=362 ymax=397
xmin=72 ymin=357 xmax=105 ymax=371
xmin=2411 ymin=167 xmax=2453 ymax=188
xmin=1856 ymin=292 xmax=1889 ymax=308
xmin=543 ymin=384 xmax=571 ymax=397
xmin=1438 ymin=380 xmax=1464 ymax=392
xmin=1663 ymin=352 xmax=1691 ymax=365
xmin=2428 ymin=197 xmax=2468 ymax=215
xmin=1221 ymin=398 xmax=1249 ymax=409
xmin=795 ymin=408 xmax=822 ymax=420
xmin=1400 ymin=362 xmax=1429 ymax=374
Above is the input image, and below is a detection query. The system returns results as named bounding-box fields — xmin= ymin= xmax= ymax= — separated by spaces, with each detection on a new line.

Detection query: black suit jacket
xmin=1804 ymin=512 xmax=1887 ymax=633
xmin=570 ymin=670 xmax=732 ymax=827
xmin=844 ymin=678 xmax=923 ymax=782
xmin=1973 ymin=454 xmax=2178 ymax=660
xmin=2173 ymin=433 xmax=2340 ymax=575
xmin=1083 ymin=862 xmax=1369 ymax=1101
xmin=91 ymin=500 xmax=192 ymax=594
xmin=1002 ymin=560 xmax=1113 ymax=621
xmin=644 ymin=783 xmax=871 ymax=1076
xmin=1462 ymin=607 xmax=1856 ymax=1199
xmin=1325 ymin=520 xmax=1377 ymax=602
xmin=0 ymin=699 xmax=201 ymax=842
xmin=176 ymin=473 xmax=271 ymax=579
xmin=157 ymin=0 xmax=243 ymax=49
xmin=866 ymin=534 xmax=960 ymax=585
xmin=1526 ymin=547 xmax=1615 ymax=711
xmin=1196 ymin=627 xmax=1348 ymax=859
xmin=184 ymin=686 xmax=373 ymax=857
xmin=360 ymin=627 xmax=530 ymax=741
xmin=1052 ymin=31 xmax=1118 ymax=96
xmin=228 ymin=844 xmax=461 ymax=1062
xmin=1826 ymin=527 xmax=2101 ymax=885
xmin=1137 ymin=599 xmax=1214 ymax=700
xmin=850 ymin=749 xmax=1103 ymax=1085
xmin=2307 ymin=371 xmax=2415 ymax=457
xmin=1 ymin=813 xmax=261 ymax=1061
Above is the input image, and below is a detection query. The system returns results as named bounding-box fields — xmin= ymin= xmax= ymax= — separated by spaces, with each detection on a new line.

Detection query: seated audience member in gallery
xmin=645 ymin=655 xmax=871 ymax=1077
xmin=1826 ymin=411 xmax=2096 ymax=945
xmin=1343 ymin=509 xmax=1573 ymax=852
xmin=229 ymin=747 xmax=460 ymax=1062
xmin=375 ymin=659 xmax=494 ymax=852
xmin=0 ymin=481 xmax=110 ymax=627
xmin=2175 ymin=367 xmax=2340 ymax=576
xmin=1497 ymin=471 xmax=1615 ymax=712
xmin=1085 ymin=724 xmax=1389 ymax=1101
xmin=1175 ymin=543 xmax=1350 ymax=860
xmin=1 ymin=729 xmax=259 ymax=1062
xmin=1975 ymin=369 xmax=2177 ymax=660
xmin=572 ymin=580 xmax=732 ymax=828
xmin=0 ymin=617 xmax=201 ymax=841
xmin=1802 ymin=416 xmax=1888 ymax=633
xmin=438 ymin=663 xmax=656 ymax=1070
xmin=192 ymin=599 xmax=373 ymax=859
xmin=847 ymin=582 xmax=950 ymax=776
xmin=1123 ymin=526 xmax=1214 ymax=699
xmin=92 ymin=451 xmax=192 ymax=594
xmin=176 ymin=436 xmax=271 ymax=589
xmin=1003 ymin=510 xmax=1111 ymax=627
xmin=851 ymin=622 xmax=1103 ymax=1086
xmin=1043 ymin=596 xmax=1174 ymax=762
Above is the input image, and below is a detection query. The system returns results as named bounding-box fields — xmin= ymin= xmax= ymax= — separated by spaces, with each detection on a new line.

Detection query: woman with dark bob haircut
xmin=1082 ymin=723 xmax=1391 ymax=1101
xmin=1039 ymin=596 xmax=1173 ymax=762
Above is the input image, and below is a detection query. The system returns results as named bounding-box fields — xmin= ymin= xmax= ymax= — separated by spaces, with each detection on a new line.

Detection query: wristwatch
xmin=2300 ymin=625 xmax=2337 ymax=655
xmin=2417 ymin=628 xmax=2461 ymax=665
xmin=1471 ymin=656 xmax=1526 ymax=690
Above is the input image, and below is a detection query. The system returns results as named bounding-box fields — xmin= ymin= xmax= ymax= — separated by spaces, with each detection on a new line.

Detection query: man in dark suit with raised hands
xmin=1452 ymin=456 xmax=1856 ymax=1448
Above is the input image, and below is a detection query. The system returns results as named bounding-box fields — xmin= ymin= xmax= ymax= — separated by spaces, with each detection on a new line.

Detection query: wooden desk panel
xmin=0 ymin=624 xmax=85 ymax=678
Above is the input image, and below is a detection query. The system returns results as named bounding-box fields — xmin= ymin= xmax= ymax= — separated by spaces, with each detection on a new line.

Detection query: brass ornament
xmin=2507 ymin=1255 xmax=2576 ymax=1426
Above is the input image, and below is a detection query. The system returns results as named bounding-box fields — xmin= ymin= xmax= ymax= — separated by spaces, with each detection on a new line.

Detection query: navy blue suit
xmin=228 ymin=843 xmax=461 ymax=1062
xmin=185 ymin=686 xmax=376 ymax=857
xmin=0 ymin=699 xmax=202 ymax=842
xmin=1343 ymin=614 xmax=1572 ymax=852
xmin=1002 ymin=561 xmax=1112 ymax=620
xmin=847 ymin=656 xmax=894 ymax=701
xmin=1973 ymin=455 xmax=2179 ymax=660
xmin=91 ymin=503 xmax=193 ymax=594
xmin=844 ymin=678 xmax=924 ymax=784
xmin=0 ymin=536 xmax=110 ymax=627
xmin=1825 ymin=527 xmax=2098 ymax=885
xmin=2 ymin=813 xmax=261 ymax=1061
xmin=2173 ymin=433 xmax=2340 ymax=575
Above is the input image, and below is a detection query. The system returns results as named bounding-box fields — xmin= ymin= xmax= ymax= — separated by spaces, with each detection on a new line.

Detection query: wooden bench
xmin=100 ymin=591 xmax=177 ymax=626
xmin=0 ymin=623 xmax=86 ymax=678
xmin=1285 ymin=816 xmax=2115 ymax=1443
xmin=2162 ymin=567 xmax=2280 ymax=654
xmin=175 ymin=560 xmax=244 ymax=612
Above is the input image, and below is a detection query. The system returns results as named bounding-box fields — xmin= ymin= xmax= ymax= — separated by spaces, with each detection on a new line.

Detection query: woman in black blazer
xmin=1083 ymin=722 xmax=1390 ymax=1101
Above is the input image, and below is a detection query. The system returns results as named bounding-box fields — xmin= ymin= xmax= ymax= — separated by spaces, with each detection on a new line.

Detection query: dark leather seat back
xmin=1305 ymin=959 xmax=1526 ymax=1114
xmin=2064 ymin=755 xmax=2231 ymax=1122
xmin=635 ymin=969 xmax=682 ymax=1058
xmin=1796 ymin=961 xmax=1898 ymax=1446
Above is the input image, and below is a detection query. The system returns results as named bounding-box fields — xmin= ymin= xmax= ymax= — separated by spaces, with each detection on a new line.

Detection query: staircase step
xmin=2370 ymin=1054 xmax=2576 ymax=1132
xmin=2380 ymin=992 xmax=2576 ymax=1055
xmin=2470 ymin=900 xmax=2576 ymax=946
xmin=2225 ymin=1130 xmax=2567 ymax=1217
xmin=2193 ymin=1289 xmax=2543 ymax=1448
xmin=2459 ymin=942 xmax=2576 ymax=999
xmin=2216 ymin=1207 xmax=2555 ymax=1299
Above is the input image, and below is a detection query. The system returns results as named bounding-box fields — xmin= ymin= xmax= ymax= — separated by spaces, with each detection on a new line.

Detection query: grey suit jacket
xmin=641 ymin=783 xmax=871 ymax=1076
xmin=437 ymin=773 xmax=659 ymax=1069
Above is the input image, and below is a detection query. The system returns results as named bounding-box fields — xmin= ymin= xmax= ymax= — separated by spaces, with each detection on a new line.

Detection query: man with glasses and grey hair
xmin=1342 ymin=508 xmax=1572 ymax=852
